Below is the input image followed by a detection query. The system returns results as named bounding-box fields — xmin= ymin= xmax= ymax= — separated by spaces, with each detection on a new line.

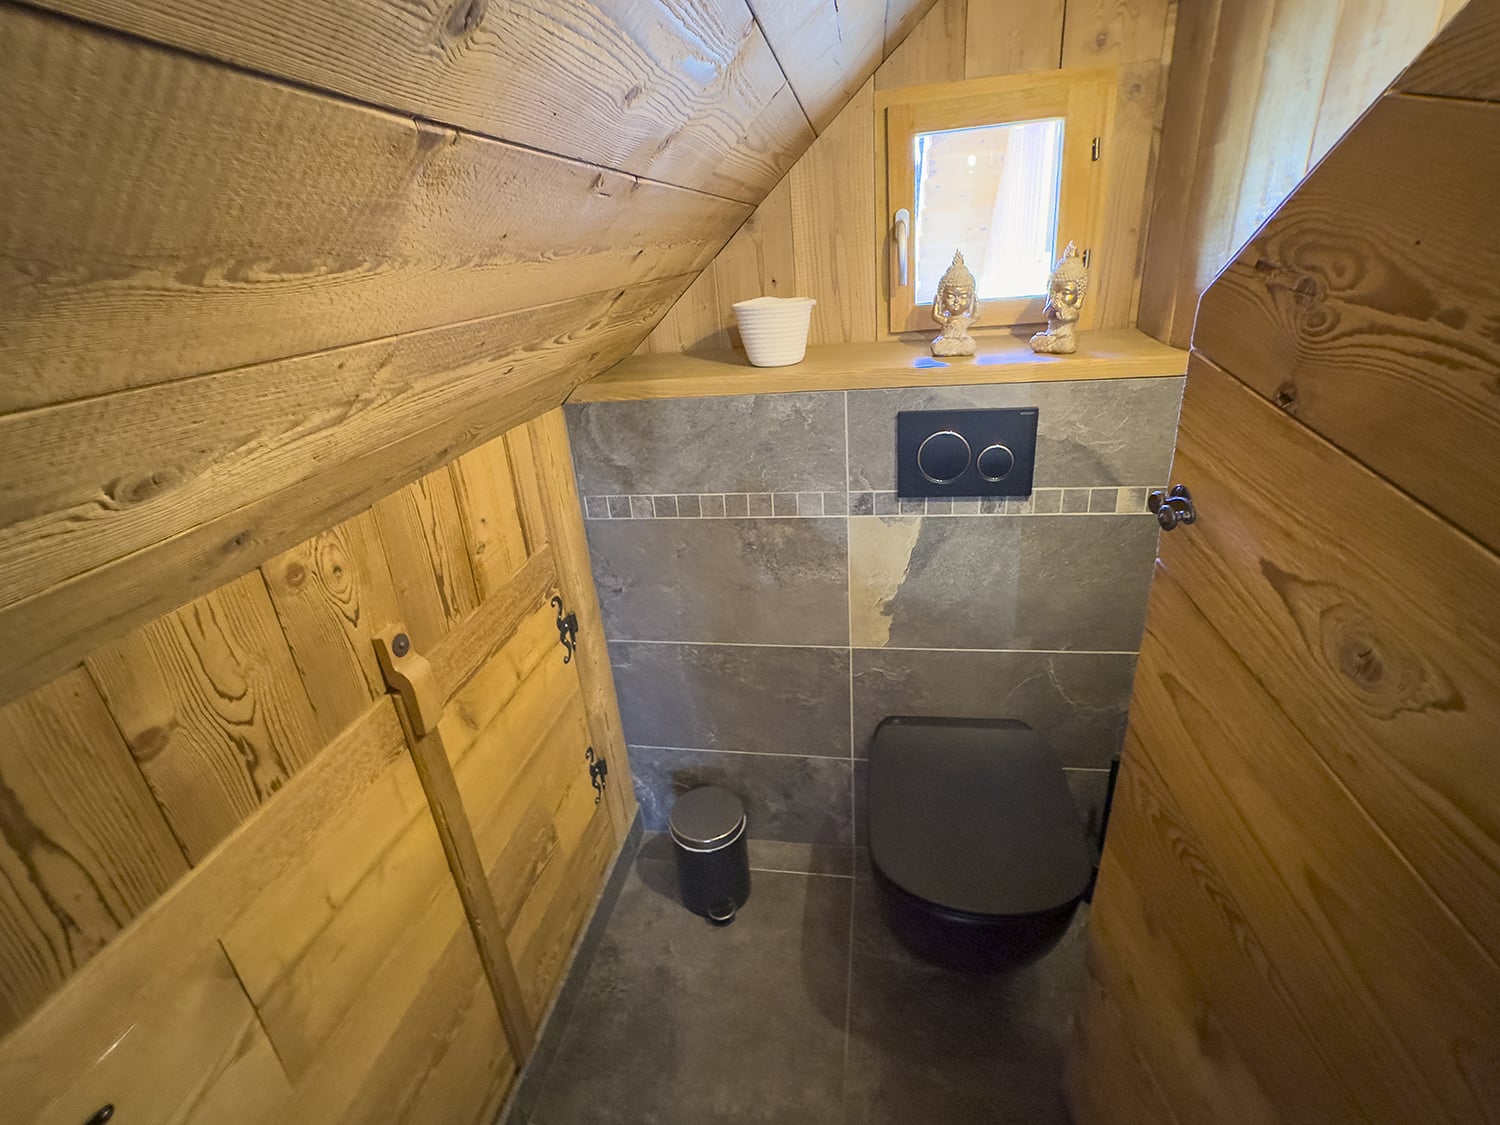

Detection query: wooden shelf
xmin=569 ymin=329 xmax=1188 ymax=403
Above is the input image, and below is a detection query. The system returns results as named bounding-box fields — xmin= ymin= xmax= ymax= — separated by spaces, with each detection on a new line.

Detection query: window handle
xmin=893 ymin=208 xmax=910 ymax=288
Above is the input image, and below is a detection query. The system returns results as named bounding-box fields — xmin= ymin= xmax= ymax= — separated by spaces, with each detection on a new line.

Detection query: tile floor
xmin=507 ymin=836 xmax=1086 ymax=1124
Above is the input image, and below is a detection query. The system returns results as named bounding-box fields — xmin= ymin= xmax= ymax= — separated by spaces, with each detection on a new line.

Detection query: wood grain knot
xmin=280 ymin=561 xmax=308 ymax=591
xmin=1273 ymin=381 xmax=1298 ymax=413
xmin=106 ymin=469 xmax=182 ymax=507
xmin=623 ymin=84 xmax=645 ymax=109
xmin=130 ymin=723 xmax=176 ymax=764
xmin=1261 ymin=560 xmax=1463 ymax=719
xmin=444 ymin=0 xmax=487 ymax=39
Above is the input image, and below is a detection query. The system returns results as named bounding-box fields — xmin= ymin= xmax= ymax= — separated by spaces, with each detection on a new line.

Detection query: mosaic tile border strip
xmin=582 ymin=486 xmax=1159 ymax=520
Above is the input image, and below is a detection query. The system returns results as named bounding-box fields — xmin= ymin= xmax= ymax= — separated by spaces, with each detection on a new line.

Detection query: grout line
xmin=841 ymin=388 xmax=857 ymax=1102
xmin=610 ymin=638 xmax=1139 ymax=656
xmin=629 ymin=743 xmax=853 ymax=762
xmin=748 ymin=866 xmax=855 ymax=880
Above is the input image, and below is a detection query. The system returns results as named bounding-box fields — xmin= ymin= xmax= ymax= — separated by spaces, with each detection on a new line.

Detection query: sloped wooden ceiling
xmin=0 ymin=0 xmax=935 ymax=702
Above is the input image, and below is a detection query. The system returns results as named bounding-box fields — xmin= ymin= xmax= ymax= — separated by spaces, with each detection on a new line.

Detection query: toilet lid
xmin=868 ymin=717 xmax=1094 ymax=917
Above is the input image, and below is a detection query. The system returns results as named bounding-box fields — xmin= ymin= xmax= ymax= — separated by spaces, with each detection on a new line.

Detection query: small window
xmin=881 ymin=70 xmax=1114 ymax=335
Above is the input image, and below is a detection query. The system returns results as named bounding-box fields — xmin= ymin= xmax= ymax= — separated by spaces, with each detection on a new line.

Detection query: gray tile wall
xmin=566 ymin=376 xmax=1183 ymax=853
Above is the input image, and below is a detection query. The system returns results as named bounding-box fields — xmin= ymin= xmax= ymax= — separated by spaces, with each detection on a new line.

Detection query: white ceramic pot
xmin=732 ymin=296 xmax=817 ymax=367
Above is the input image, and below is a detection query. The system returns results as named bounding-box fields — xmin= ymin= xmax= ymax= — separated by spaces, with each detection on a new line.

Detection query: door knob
xmin=1148 ymin=484 xmax=1196 ymax=530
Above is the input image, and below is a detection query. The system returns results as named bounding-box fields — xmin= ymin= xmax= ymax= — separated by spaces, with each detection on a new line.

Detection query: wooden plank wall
xmin=0 ymin=416 xmax=636 ymax=1122
xmin=0 ymin=0 xmax=938 ymax=709
xmin=1068 ymin=3 xmax=1500 ymax=1119
xmin=1137 ymin=0 xmax=1467 ymax=348
xmin=638 ymin=0 xmax=1178 ymax=352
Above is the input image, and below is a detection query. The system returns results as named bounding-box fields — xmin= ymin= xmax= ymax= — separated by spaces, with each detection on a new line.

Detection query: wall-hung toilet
xmin=867 ymin=716 xmax=1094 ymax=972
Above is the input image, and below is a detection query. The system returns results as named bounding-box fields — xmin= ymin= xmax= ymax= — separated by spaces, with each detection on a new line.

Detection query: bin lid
xmin=868 ymin=717 xmax=1092 ymax=916
xmin=669 ymin=786 xmax=746 ymax=849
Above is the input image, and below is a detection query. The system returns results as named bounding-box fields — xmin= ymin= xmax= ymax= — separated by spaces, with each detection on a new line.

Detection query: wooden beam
xmin=0 ymin=3 xmax=746 ymax=414
xmin=520 ymin=412 xmax=641 ymax=842
xmin=374 ymin=630 xmax=536 ymax=1063
xmin=0 ymin=278 xmax=682 ymax=710
xmin=27 ymin=0 xmax=807 ymax=203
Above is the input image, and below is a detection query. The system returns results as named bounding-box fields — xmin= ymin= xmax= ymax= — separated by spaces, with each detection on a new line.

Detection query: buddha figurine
xmin=930 ymin=250 xmax=979 ymax=357
xmin=1030 ymin=241 xmax=1089 ymax=355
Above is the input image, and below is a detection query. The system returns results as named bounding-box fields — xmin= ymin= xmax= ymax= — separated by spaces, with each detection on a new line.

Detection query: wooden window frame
xmin=876 ymin=69 xmax=1116 ymax=337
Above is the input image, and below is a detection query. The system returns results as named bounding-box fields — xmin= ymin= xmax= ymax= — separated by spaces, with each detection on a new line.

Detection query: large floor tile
xmin=629 ymin=745 xmax=854 ymax=847
xmin=528 ymin=860 xmax=851 ymax=1124
xmin=612 ymin=642 xmax=851 ymax=758
xmin=566 ymin=393 xmax=847 ymax=497
xmin=848 ymin=514 xmax=1157 ymax=651
xmin=589 ymin=517 xmax=849 ymax=646
xmin=846 ymin=378 xmax=1184 ymax=492
xmin=850 ymin=648 xmax=1135 ymax=767
xmin=843 ymin=874 xmax=1088 ymax=1125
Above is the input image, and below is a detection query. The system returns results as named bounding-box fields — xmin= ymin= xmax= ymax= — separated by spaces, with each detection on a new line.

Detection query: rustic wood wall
xmin=1137 ymin=0 xmax=1467 ymax=348
xmin=0 ymin=0 xmax=935 ymax=711
xmin=0 ymin=414 xmax=636 ymax=1122
xmin=1067 ymin=2 xmax=1500 ymax=1119
xmin=638 ymin=0 xmax=1178 ymax=352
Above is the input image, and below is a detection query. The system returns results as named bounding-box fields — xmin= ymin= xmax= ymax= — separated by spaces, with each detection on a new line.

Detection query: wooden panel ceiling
xmin=0 ymin=0 xmax=936 ymax=705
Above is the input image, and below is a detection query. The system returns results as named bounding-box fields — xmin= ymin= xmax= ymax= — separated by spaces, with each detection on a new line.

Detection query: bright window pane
xmin=912 ymin=118 xmax=1064 ymax=305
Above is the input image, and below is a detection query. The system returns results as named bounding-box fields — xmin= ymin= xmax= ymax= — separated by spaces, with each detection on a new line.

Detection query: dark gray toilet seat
xmin=868 ymin=716 xmax=1093 ymax=918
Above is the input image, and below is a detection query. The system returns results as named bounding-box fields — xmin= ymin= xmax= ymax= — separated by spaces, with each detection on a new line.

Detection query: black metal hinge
xmin=551 ymin=595 xmax=579 ymax=664
xmin=586 ymin=747 xmax=608 ymax=803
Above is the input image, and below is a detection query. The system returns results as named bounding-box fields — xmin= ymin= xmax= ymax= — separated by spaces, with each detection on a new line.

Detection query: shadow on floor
xmin=516 ymin=841 xmax=1083 ymax=1124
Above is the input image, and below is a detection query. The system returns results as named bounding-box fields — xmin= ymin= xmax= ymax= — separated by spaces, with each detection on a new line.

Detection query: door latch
xmin=1148 ymin=484 xmax=1196 ymax=531
xmin=552 ymin=595 xmax=579 ymax=663
xmin=586 ymin=747 xmax=608 ymax=803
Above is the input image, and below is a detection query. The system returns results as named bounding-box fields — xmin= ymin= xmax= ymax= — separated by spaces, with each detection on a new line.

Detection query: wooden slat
xmin=790 ymin=77 xmax=879 ymax=344
xmin=0 ymin=701 xmax=404 ymax=1120
xmin=260 ymin=509 xmax=402 ymax=741
xmin=1397 ymin=0 xmax=1500 ymax=99
xmin=710 ymin=177 xmax=799 ymax=342
xmin=0 ymin=280 xmax=677 ymax=631
xmin=30 ymin=0 xmax=801 ymax=204
xmin=1136 ymin=0 xmax=1223 ymax=343
xmin=875 ymin=0 xmax=967 ymax=89
xmin=1060 ymin=0 xmax=1176 ymax=68
xmin=523 ymin=410 xmax=640 ymax=841
xmin=1063 ymin=944 xmax=1180 ymax=1125
xmin=1085 ymin=749 xmax=1367 ymax=1123
xmin=963 ymin=0 xmax=1063 ymax=77
xmin=218 ymin=711 xmax=452 ymax=1076
xmin=1308 ymin=0 xmax=1446 ymax=164
xmin=373 ymin=468 xmax=482 ymax=653
xmin=0 ymin=278 xmax=680 ymax=710
xmin=0 ymin=668 xmax=188 ymax=1038
xmin=27 ymin=942 xmax=292 ymax=1125
xmin=1160 ymin=358 xmax=1500 ymax=965
xmin=749 ymin=0 xmax=886 ymax=131
xmin=429 ymin=549 xmax=559 ymax=706
xmin=1224 ymin=0 xmax=1342 ymax=251
xmin=1195 ymin=94 xmax=1500 ymax=553
xmin=84 ymin=571 xmax=324 ymax=862
xmin=0 ymin=3 xmax=746 ymax=413
xmin=883 ymin=0 xmax=936 ymax=54
xmin=637 ymin=267 xmax=729 ymax=355
xmin=449 ymin=439 xmax=530 ymax=602
xmin=575 ymin=328 xmax=1187 ymax=400
xmin=1126 ymin=563 xmax=1500 ymax=1120
xmin=280 ymin=920 xmax=511 ymax=1125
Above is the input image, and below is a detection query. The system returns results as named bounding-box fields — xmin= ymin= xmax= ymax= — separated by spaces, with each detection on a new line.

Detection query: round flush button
xmin=916 ymin=431 xmax=971 ymax=484
xmin=977 ymin=443 xmax=1016 ymax=482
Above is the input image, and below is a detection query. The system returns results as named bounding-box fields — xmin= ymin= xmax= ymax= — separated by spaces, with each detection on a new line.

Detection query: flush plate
xmin=896 ymin=408 xmax=1039 ymax=498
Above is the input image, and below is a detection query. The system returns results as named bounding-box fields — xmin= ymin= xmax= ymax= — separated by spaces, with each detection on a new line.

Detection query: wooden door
xmin=1066 ymin=6 xmax=1500 ymax=1122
